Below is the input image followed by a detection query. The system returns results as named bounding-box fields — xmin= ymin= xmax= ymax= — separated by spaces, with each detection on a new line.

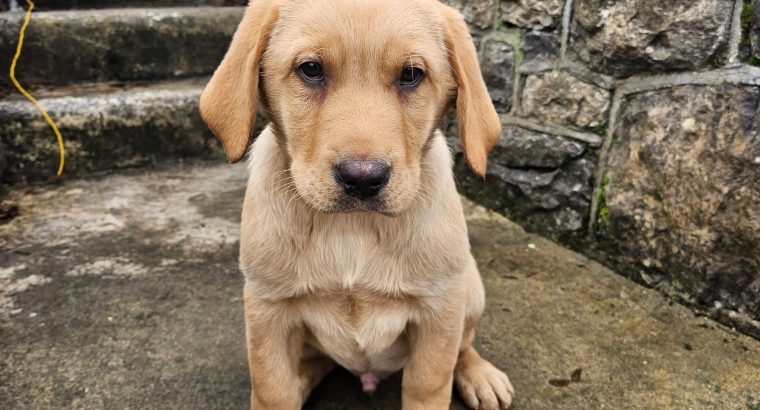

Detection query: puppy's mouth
xmin=288 ymin=179 xmax=396 ymax=215
xmin=328 ymin=194 xmax=393 ymax=215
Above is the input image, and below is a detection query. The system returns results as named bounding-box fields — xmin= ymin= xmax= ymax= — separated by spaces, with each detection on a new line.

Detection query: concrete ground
xmin=1 ymin=162 xmax=758 ymax=410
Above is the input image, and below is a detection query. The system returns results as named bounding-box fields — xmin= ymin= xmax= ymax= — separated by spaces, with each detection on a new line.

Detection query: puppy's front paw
xmin=454 ymin=349 xmax=514 ymax=410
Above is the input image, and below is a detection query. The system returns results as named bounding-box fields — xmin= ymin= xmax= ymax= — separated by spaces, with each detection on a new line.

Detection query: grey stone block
xmin=441 ymin=0 xmax=496 ymax=31
xmin=501 ymin=0 xmax=564 ymax=30
xmin=603 ymin=84 xmax=760 ymax=319
xmin=479 ymin=34 xmax=515 ymax=113
xmin=492 ymin=125 xmax=586 ymax=169
xmin=520 ymin=70 xmax=611 ymax=129
xmin=522 ymin=30 xmax=559 ymax=62
xmin=456 ymin=156 xmax=595 ymax=239
xmin=571 ymin=0 xmax=733 ymax=77
xmin=0 ymin=7 xmax=244 ymax=91
xmin=455 ymin=117 xmax=596 ymax=240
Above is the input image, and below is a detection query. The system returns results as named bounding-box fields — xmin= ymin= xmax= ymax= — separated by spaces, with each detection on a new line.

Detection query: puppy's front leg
xmin=402 ymin=298 xmax=466 ymax=410
xmin=244 ymin=281 xmax=305 ymax=410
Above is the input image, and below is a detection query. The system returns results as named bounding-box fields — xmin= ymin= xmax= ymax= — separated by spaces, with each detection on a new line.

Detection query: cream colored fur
xmin=200 ymin=1 xmax=513 ymax=409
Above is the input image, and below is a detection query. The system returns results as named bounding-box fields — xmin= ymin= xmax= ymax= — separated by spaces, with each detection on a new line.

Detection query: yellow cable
xmin=9 ymin=0 xmax=65 ymax=176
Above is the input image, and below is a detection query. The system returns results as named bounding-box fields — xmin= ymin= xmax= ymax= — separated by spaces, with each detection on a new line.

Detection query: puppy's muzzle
xmin=334 ymin=159 xmax=390 ymax=200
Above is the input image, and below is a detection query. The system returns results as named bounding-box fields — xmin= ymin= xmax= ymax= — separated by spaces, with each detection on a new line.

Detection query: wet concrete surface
xmin=1 ymin=161 xmax=758 ymax=409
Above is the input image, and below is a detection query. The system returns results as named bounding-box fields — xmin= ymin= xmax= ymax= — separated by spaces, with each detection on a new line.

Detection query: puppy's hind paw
xmin=454 ymin=348 xmax=514 ymax=410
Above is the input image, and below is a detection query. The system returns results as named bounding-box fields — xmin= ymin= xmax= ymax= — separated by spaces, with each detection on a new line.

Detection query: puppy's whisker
xmin=285 ymin=188 xmax=305 ymax=215
xmin=267 ymin=169 xmax=295 ymax=192
xmin=272 ymin=180 xmax=297 ymax=195
xmin=271 ymin=175 xmax=296 ymax=193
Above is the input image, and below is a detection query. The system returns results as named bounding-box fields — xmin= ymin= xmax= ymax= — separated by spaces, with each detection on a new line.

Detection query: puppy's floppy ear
xmin=441 ymin=5 xmax=501 ymax=178
xmin=200 ymin=0 xmax=280 ymax=163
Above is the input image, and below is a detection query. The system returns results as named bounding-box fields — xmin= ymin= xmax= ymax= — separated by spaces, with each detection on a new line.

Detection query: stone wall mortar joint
xmin=559 ymin=0 xmax=574 ymax=60
xmin=588 ymin=89 xmax=623 ymax=236
xmin=615 ymin=66 xmax=760 ymax=97
xmin=728 ymin=0 xmax=744 ymax=63
xmin=509 ymin=31 xmax=524 ymax=116
xmin=502 ymin=114 xmax=603 ymax=147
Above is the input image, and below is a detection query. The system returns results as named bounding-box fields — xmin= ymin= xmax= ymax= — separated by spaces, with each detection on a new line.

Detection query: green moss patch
xmin=596 ymin=172 xmax=611 ymax=227
xmin=740 ymin=0 xmax=758 ymax=65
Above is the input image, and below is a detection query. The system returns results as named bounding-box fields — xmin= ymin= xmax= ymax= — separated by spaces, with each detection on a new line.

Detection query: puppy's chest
xmin=266 ymin=227 xmax=421 ymax=372
xmin=300 ymin=295 xmax=412 ymax=372
xmin=276 ymin=222 xmax=416 ymax=294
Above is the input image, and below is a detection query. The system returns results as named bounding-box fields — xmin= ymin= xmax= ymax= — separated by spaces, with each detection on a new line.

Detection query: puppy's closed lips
xmin=331 ymin=197 xmax=390 ymax=215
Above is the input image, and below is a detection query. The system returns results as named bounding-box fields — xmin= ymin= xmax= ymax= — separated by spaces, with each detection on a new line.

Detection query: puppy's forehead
xmin=272 ymin=0 xmax=445 ymax=61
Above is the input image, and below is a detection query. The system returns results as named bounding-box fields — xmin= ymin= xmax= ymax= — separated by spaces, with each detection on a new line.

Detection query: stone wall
xmin=443 ymin=0 xmax=760 ymax=338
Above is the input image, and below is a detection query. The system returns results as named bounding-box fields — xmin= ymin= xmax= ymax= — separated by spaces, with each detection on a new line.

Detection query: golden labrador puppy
xmin=200 ymin=0 xmax=512 ymax=408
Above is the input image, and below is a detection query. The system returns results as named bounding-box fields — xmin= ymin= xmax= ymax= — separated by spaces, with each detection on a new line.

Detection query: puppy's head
xmin=200 ymin=0 xmax=499 ymax=215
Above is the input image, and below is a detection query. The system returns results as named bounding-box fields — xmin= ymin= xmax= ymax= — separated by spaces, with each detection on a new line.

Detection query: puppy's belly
xmin=301 ymin=303 xmax=411 ymax=376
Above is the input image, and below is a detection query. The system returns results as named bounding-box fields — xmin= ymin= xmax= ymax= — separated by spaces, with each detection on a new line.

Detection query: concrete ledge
xmin=0 ymin=7 xmax=244 ymax=91
xmin=5 ymin=0 xmax=246 ymax=10
xmin=0 ymin=79 xmax=223 ymax=182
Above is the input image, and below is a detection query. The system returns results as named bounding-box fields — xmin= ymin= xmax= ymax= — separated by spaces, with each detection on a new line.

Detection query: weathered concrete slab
xmin=0 ymin=7 xmax=244 ymax=91
xmin=0 ymin=79 xmax=226 ymax=182
xmin=9 ymin=0 xmax=246 ymax=10
xmin=1 ymin=162 xmax=759 ymax=409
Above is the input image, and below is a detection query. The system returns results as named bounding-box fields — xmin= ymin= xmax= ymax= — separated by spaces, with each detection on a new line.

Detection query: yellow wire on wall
xmin=9 ymin=0 xmax=66 ymax=176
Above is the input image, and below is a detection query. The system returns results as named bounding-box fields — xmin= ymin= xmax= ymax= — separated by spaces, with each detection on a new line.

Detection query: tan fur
xmin=200 ymin=0 xmax=280 ymax=163
xmin=201 ymin=1 xmax=512 ymax=409
xmin=440 ymin=6 xmax=502 ymax=177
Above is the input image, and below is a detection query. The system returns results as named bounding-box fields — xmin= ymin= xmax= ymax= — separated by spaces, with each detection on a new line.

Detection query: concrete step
xmin=0 ymin=7 xmax=243 ymax=91
xmin=4 ymin=0 xmax=246 ymax=10
xmin=0 ymin=78 xmax=224 ymax=182
xmin=1 ymin=163 xmax=758 ymax=409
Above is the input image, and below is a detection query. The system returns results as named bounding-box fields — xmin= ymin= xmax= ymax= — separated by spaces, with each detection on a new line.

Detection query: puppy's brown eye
xmin=298 ymin=62 xmax=325 ymax=83
xmin=400 ymin=66 xmax=424 ymax=88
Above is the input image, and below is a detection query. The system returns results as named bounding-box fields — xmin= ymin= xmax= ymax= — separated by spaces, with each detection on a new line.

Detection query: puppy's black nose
xmin=334 ymin=159 xmax=390 ymax=199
